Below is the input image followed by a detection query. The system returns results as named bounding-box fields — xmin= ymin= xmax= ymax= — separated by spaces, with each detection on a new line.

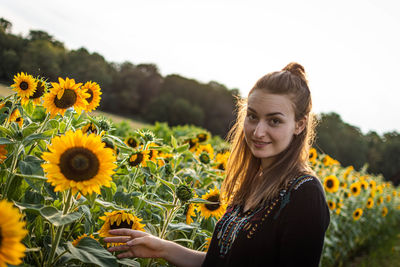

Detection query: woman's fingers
xmin=108 ymin=229 xmax=148 ymax=238
xmin=107 ymin=244 xmax=131 ymax=252
xmin=116 ymin=251 xmax=134 ymax=259
xmin=103 ymin=236 xmax=131 ymax=243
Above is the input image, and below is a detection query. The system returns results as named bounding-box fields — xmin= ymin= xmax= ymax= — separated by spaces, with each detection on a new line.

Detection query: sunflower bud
xmin=176 ymin=184 xmax=193 ymax=202
xmin=199 ymin=152 xmax=210 ymax=164
xmin=98 ymin=117 xmax=113 ymax=132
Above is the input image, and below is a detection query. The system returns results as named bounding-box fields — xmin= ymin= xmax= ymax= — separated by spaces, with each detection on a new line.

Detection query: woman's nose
xmin=253 ymin=122 xmax=266 ymax=138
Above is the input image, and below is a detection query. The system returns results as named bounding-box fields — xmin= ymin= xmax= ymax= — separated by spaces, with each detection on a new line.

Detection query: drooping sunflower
xmin=352 ymin=208 xmax=363 ymax=221
xmin=366 ymin=197 xmax=374 ymax=209
xmin=199 ymin=188 xmax=227 ymax=220
xmin=323 ymin=175 xmax=340 ymax=193
xmin=309 ymin=148 xmax=317 ymax=164
xmin=41 ymin=129 xmax=117 ymax=195
xmin=11 ymin=72 xmax=37 ymax=98
xmin=72 ymin=234 xmax=98 ymax=247
xmin=327 ymin=200 xmax=336 ymax=210
xmin=129 ymin=150 xmax=150 ymax=167
xmin=8 ymin=109 xmax=23 ymax=127
xmin=350 ymin=182 xmax=361 ymax=197
xmin=21 ymin=79 xmax=47 ymax=105
xmin=81 ymin=81 xmax=102 ymax=112
xmin=81 ymin=122 xmax=98 ymax=134
xmin=43 ymin=77 xmax=89 ymax=118
xmin=98 ymin=210 xmax=145 ymax=247
xmin=382 ymin=206 xmax=388 ymax=217
xmin=0 ymin=200 xmax=28 ymax=267
xmin=0 ymin=145 xmax=7 ymax=164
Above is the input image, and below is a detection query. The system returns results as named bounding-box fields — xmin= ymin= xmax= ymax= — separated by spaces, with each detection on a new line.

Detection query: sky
xmin=1 ymin=0 xmax=400 ymax=135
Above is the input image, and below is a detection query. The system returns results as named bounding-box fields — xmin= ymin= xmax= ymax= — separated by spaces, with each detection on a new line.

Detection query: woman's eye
xmin=247 ymin=114 xmax=257 ymax=121
xmin=269 ymin=118 xmax=281 ymax=126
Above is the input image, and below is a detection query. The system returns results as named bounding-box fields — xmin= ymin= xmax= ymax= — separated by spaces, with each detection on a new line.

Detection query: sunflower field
xmin=0 ymin=73 xmax=399 ymax=267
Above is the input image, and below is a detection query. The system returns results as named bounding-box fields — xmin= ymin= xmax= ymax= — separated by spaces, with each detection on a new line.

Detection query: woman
xmin=104 ymin=62 xmax=330 ymax=267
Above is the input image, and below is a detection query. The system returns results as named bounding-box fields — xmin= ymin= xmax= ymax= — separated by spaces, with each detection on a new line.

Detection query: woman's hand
xmin=104 ymin=229 xmax=167 ymax=259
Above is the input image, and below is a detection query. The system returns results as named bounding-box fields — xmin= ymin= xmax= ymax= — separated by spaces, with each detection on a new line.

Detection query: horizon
xmin=1 ymin=0 xmax=400 ymax=135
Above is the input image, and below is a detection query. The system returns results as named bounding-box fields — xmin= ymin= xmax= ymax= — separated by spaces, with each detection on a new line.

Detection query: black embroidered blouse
xmin=201 ymin=175 xmax=330 ymax=267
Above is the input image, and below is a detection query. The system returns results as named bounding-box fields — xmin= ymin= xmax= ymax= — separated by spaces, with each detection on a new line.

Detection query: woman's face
xmin=244 ymin=90 xmax=305 ymax=169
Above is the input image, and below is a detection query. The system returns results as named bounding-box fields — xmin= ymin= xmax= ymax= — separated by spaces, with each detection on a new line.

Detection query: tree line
xmin=0 ymin=18 xmax=399 ymax=184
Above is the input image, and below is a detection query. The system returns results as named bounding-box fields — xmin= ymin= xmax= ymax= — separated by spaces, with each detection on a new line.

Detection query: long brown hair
xmin=222 ymin=62 xmax=317 ymax=209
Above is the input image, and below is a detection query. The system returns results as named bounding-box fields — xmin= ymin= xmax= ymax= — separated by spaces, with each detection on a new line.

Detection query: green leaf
xmin=117 ymin=259 xmax=141 ymax=267
xmin=142 ymin=199 xmax=167 ymax=212
xmin=65 ymin=238 xmax=118 ymax=266
xmin=40 ymin=206 xmax=82 ymax=227
xmin=175 ymin=144 xmax=189 ymax=153
xmin=0 ymin=126 xmax=13 ymax=137
xmin=0 ymin=137 xmax=14 ymax=144
xmin=13 ymin=202 xmax=44 ymax=214
xmin=171 ymin=135 xmax=177 ymax=148
xmin=156 ymin=176 xmax=176 ymax=192
xmin=22 ymin=123 xmax=40 ymax=137
xmin=189 ymin=198 xmax=216 ymax=204
xmin=18 ymin=155 xmax=44 ymax=175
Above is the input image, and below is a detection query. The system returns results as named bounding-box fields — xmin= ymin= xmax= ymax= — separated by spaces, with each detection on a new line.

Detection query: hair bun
xmin=282 ymin=62 xmax=308 ymax=83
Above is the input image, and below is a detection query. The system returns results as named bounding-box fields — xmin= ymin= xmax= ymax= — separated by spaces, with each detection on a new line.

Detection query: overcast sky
xmin=1 ymin=0 xmax=399 ymax=135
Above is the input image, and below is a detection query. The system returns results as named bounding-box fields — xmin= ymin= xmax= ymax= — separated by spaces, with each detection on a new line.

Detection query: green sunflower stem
xmin=2 ymin=143 xmax=22 ymax=200
xmin=36 ymin=112 xmax=50 ymax=133
xmin=64 ymin=111 xmax=75 ymax=133
xmin=47 ymin=189 xmax=73 ymax=266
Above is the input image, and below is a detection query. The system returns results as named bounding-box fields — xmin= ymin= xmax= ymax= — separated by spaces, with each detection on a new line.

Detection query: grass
xmin=0 ymin=83 xmax=149 ymax=129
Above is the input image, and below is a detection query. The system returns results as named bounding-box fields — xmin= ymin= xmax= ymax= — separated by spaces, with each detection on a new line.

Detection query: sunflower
xmin=199 ymin=188 xmax=226 ymax=219
xmin=322 ymin=155 xmax=333 ymax=166
xmin=72 ymin=234 xmax=98 ymax=247
xmin=327 ymin=200 xmax=336 ymax=210
xmin=393 ymin=190 xmax=397 ymax=197
xmin=196 ymin=132 xmax=209 ymax=143
xmin=350 ymin=182 xmax=361 ymax=197
xmin=369 ymin=180 xmax=377 ymax=190
xmin=335 ymin=208 xmax=341 ymax=215
xmin=125 ymin=136 xmax=140 ymax=148
xmin=81 ymin=81 xmax=102 ymax=112
xmin=11 ymin=72 xmax=37 ymax=98
xmin=41 ymin=129 xmax=117 ymax=195
xmin=8 ymin=109 xmax=23 ymax=127
xmin=352 ymin=208 xmax=363 ymax=221
xmin=43 ymin=77 xmax=89 ymax=118
xmin=82 ymin=122 xmax=98 ymax=134
xmin=382 ymin=206 xmax=388 ymax=217
xmin=364 ymin=198 xmax=373 ymax=209
xmin=343 ymin=166 xmax=354 ymax=179
xmin=213 ymin=152 xmax=230 ymax=172
xmin=185 ymin=203 xmax=197 ymax=224
xmin=0 ymin=145 xmax=7 ymax=164
xmin=21 ymin=79 xmax=47 ymax=105
xmin=0 ymin=200 xmax=28 ymax=267
xmin=147 ymin=143 xmax=160 ymax=163
xmin=195 ymin=144 xmax=214 ymax=160
xmin=185 ymin=138 xmax=198 ymax=152
xmin=309 ymin=148 xmax=317 ymax=164
xmin=378 ymin=196 xmax=384 ymax=206
xmin=386 ymin=195 xmax=392 ymax=202
xmin=323 ymin=175 xmax=340 ymax=193
xmin=98 ymin=210 xmax=145 ymax=247
xmin=129 ymin=150 xmax=150 ymax=167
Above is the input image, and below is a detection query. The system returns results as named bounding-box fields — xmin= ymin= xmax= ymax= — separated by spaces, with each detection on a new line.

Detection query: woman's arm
xmin=104 ymin=229 xmax=206 ymax=267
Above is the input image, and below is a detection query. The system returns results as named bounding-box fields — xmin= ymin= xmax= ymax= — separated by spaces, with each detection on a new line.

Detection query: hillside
xmin=0 ymin=83 xmax=148 ymax=129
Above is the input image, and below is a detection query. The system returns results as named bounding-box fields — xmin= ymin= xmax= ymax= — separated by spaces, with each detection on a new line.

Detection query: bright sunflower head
xmin=335 ymin=208 xmax=341 ymax=215
xmin=195 ymin=144 xmax=214 ymax=160
xmin=322 ymin=155 xmax=333 ymax=166
xmin=327 ymin=200 xmax=336 ymax=210
xmin=367 ymin=197 xmax=374 ymax=209
xmin=82 ymin=122 xmax=98 ymax=134
xmin=323 ymin=175 xmax=340 ymax=193
xmin=309 ymin=148 xmax=317 ymax=164
xmin=382 ymin=206 xmax=388 ymax=217
xmin=352 ymin=208 xmax=363 ymax=221
xmin=21 ymin=79 xmax=47 ymax=105
xmin=128 ymin=150 xmax=150 ymax=167
xmin=0 ymin=200 xmax=28 ymax=267
xmin=81 ymin=81 xmax=102 ymax=112
xmin=0 ymin=145 xmax=8 ymax=164
xmin=350 ymin=182 xmax=361 ymax=197
xmin=378 ymin=196 xmax=384 ymax=205
xmin=8 ymin=109 xmax=23 ymax=127
xmin=199 ymin=188 xmax=227 ymax=220
xmin=72 ymin=234 xmax=98 ymax=247
xmin=369 ymin=180 xmax=377 ymax=190
xmin=43 ymin=77 xmax=89 ymax=118
xmin=11 ymin=72 xmax=37 ymax=98
xmin=185 ymin=202 xmax=198 ymax=225
xmin=98 ymin=210 xmax=145 ymax=247
xmin=41 ymin=129 xmax=117 ymax=195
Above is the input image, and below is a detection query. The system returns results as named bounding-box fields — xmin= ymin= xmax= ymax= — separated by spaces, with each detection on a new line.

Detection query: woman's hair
xmin=222 ymin=62 xmax=317 ymax=209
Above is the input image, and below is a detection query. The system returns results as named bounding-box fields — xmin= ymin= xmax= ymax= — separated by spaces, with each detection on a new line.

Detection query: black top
xmin=202 ymin=175 xmax=330 ymax=267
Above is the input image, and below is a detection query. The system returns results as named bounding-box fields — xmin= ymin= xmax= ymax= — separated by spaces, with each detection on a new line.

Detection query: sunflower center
xmin=352 ymin=187 xmax=357 ymax=193
xmin=326 ymin=180 xmax=334 ymax=188
xmin=30 ymin=81 xmax=45 ymax=99
xmin=130 ymin=153 xmax=143 ymax=166
xmin=86 ymin=89 xmax=94 ymax=103
xmin=54 ymin=89 xmax=77 ymax=109
xmin=205 ymin=195 xmax=220 ymax=211
xmin=128 ymin=138 xmax=137 ymax=147
xmin=110 ymin=220 xmax=133 ymax=230
xmin=355 ymin=211 xmax=360 ymax=217
xmin=59 ymin=147 xmax=100 ymax=181
xmin=20 ymin=82 xmax=29 ymax=90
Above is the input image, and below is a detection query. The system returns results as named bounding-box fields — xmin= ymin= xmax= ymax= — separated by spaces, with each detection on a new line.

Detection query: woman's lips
xmin=253 ymin=140 xmax=271 ymax=149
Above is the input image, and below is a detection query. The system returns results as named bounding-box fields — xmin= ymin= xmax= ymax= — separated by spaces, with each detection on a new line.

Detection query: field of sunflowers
xmin=0 ymin=73 xmax=399 ymax=267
